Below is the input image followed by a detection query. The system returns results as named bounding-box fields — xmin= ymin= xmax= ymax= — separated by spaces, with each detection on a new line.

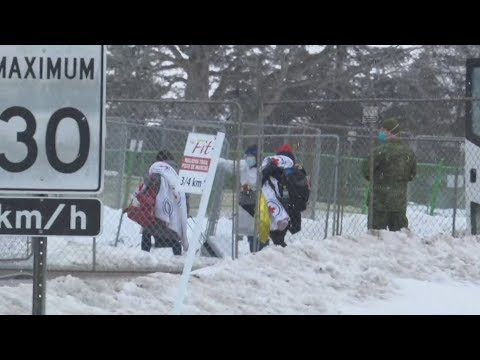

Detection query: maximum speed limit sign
xmin=0 ymin=45 xmax=105 ymax=193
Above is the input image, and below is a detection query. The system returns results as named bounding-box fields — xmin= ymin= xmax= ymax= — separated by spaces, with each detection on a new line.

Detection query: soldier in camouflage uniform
xmin=362 ymin=118 xmax=417 ymax=231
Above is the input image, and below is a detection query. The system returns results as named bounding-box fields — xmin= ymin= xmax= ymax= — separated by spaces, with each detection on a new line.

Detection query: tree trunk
xmin=185 ymin=46 xmax=210 ymax=100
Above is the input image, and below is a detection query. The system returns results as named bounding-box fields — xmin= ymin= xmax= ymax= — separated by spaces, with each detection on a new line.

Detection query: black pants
xmin=142 ymin=232 xmax=182 ymax=255
xmin=248 ymin=236 xmax=269 ymax=253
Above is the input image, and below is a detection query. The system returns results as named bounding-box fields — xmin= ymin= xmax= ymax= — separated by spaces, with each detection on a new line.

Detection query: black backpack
xmin=280 ymin=165 xmax=310 ymax=212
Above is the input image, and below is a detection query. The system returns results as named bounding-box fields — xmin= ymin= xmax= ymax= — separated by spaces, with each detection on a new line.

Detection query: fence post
xmin=332 ymin=137 xmax=340 ymax=236
xmin=361 ymin=106 xmax=379 ymax=231
xmin=452 ymin=166 xmax=459 ymax=236
xmin=309 ymin=133 xmax=322 ymax=220
xmin=363 ymin=183 xmax=372 ymax=214
xmin=367 ymin=126 xmax=375 ymax=230
xmin=114 ymin=141 xmax=137 ymax=248
xmin=253 ymin=99 xmax=265 ymax=253
xmin=115 ymin=117 xmax=128 ymax=209
xmin=338 ymin=133 xmax=355 ymax=235
xmin=233 ymin=106 xmax=244 ymax=260
xmin=123 ymin=147 xmax=136 ymax=209
xmin=429 ymin=159 xmax=446 ymax=216
xmin=206 ymin=139 xmax=230 ymax=254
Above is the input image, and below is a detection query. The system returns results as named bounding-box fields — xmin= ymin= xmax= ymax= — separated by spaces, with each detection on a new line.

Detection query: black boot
xmin=171 ymin=240 xmax=182 ymax=255
xmin=141 ymin=233 xmax=152 ymax=252
xmin=270 ymin=230 xmax=287 ymax=247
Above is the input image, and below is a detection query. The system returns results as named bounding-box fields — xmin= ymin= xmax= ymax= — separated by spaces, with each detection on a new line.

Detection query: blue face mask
xmin=378 ymin=131 xmax=388 ymax=142
xmin=245 ymin=156 xmax=256 ymax=168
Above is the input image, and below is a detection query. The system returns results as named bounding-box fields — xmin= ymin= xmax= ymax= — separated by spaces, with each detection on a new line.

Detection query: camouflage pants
xmin=371 ymin=209 xmax=408 ymax=231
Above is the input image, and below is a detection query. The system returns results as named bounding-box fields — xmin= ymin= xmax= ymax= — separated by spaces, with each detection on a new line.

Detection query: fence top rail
xmin=107 ymin=98 xmax=244 ymax=132
xmin=106 ymin=119 xmax=229 ymax=130
xmin=241 ymin=122 xmax=322 ymax=133
xmin=310 ymin=123 xmax=368 ymax=131
xmin=414 ymin=135 xmax=465 ymax=142
xmin=263 ymin=97 xmax=480 ymax=105
xmin=107 ymin=98 xmax=243 ymax=107
xmin=350 ymin=134 xmax=464 ymax=142
xmin=238 ymin=134 xmax=340 ymax=141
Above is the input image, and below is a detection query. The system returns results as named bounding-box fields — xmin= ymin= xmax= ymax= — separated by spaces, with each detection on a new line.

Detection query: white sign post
xmin=173 ymin=132 xmax=225 ymax=314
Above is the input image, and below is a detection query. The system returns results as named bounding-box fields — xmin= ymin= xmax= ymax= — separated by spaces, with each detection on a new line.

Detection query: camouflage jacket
xmin=362 ymin=140 xmax=417 ymax=211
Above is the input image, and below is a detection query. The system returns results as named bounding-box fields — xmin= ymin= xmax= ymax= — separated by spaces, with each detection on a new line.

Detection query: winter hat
xmin=276 ymin=144 xmax=295 ymax=155
xmin=244 ymin=144 xmax=258 ymax=156
xmin=382 ymin=118 xmax=400 ymax=135
xmin=276 ymin=144 xmax=295 ymax=162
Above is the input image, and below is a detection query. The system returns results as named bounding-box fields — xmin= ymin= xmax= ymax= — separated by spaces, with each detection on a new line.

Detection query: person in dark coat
xmin=362 ymin=118 xmax=417 ymax=231
xmin=261 ymin=144 xmax=307 ymax=247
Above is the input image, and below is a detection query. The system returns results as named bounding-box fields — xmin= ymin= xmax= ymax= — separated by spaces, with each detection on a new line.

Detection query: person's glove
xmin=262 ymin=160 xmax=282 ymax=183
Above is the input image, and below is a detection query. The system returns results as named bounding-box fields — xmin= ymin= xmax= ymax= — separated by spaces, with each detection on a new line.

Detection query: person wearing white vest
xmin=141 ymin=150 xmax=189 ymax=255
xmin=218 ymin=144 xmax=269 ymax=252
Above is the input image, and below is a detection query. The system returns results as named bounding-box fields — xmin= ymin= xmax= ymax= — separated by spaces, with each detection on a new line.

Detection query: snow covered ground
xmin=1 ymin=229 xmax=480 ymax=314
xmin=343 ymin=278 xmax=480 ymax=315
xmin=0 ymin=200 xmax=475 ymax=315
xmin=0 ymin=200 xmax=464 ymax=272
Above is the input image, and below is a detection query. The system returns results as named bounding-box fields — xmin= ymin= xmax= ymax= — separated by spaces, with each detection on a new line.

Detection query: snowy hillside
xmin=1 ymin=230 xmax=480 ymax=314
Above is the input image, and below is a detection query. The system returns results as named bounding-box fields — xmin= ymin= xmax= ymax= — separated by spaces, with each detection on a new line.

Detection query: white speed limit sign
xmin=0 ymin=45 xmax=105 ymax=193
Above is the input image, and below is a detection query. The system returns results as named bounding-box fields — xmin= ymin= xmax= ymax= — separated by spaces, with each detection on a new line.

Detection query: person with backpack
xmin=218 ymin=144 xmax=269 ymax=252
xmin=127 ymin=150 xmax=189 ymax=255
xmin=261 ymin=144 xmax=310 ymax=247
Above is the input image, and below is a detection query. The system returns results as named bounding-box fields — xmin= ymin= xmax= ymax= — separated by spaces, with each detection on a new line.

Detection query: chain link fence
xmin=0 ymin=97 xmax=474 ymax=272
xmin=234 ymin=124 xmax=341 ymax=254
xmin=262 ymin=99 xmax=468 ymax=240
xmin=0 ymin=99 xmax=242 ymax=272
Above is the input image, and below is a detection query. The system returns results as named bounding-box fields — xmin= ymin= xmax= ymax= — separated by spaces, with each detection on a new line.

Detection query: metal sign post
xmin=32 ymin=236 xmax=47 ymax=315
xmin=363 ymin=106 xmax=379 ymax=230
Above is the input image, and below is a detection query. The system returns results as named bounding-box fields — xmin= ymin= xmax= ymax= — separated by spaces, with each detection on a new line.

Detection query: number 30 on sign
xmin=0 ymin=45 xmax=105 ymax=193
